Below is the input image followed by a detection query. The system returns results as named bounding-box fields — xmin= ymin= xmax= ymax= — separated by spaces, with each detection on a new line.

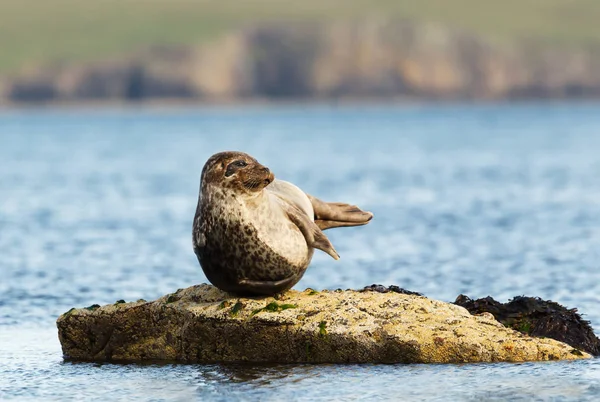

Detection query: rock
xmin=56 ymin=284 xmax=591 ymax=364
xmin=454 ymin=294 xmax=600 ymax=357
xmin=360 ymin=283 xmax=424 ymax=296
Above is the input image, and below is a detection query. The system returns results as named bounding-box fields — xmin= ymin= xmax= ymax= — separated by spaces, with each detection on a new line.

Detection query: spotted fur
xmin=192 ymin=151 xmax=372 ymax=296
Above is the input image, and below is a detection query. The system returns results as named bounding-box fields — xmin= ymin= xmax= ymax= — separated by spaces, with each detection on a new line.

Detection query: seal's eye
xmin=225 ymin=160 xmax=248 ymax=177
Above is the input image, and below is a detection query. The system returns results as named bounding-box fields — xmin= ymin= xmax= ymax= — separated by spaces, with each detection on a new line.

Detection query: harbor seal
xmin=192 ymin=151 xmax=373 ymax=296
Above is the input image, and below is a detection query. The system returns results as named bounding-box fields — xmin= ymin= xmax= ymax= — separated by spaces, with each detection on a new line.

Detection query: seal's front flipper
xmin=284 ymin=204 xmax=340 ymax=260
xmin=311 ymin=229 xmax=340 ymax=260
xmin=307 ymin=195 xmax=373 ymax=230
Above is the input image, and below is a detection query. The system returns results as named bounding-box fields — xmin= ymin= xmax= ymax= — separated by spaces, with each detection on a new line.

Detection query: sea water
xmin=1 ymin=102 xmax=599 ymax=401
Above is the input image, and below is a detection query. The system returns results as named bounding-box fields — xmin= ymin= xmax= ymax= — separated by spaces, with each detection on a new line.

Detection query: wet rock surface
xmin=56 ymin=284 xmax=592 ymax=364
xmin=454 ymin=294 xmax=600 ymax=357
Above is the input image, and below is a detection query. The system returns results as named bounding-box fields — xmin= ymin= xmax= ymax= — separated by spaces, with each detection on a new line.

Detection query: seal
xmin=192 ymin=151 xmax=373 ymax=296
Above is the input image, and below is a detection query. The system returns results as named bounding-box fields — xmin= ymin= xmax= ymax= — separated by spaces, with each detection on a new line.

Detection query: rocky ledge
xmin=56 ymin=284 xmax=593 ymax=364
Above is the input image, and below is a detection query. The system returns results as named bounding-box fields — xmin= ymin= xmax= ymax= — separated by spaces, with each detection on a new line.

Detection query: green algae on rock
xmin=56 ymin=284 xmax=593 ymax=364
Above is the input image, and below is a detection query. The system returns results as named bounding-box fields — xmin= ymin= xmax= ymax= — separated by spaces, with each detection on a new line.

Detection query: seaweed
xmin=455 ymin=294 xmax=600 ymax=356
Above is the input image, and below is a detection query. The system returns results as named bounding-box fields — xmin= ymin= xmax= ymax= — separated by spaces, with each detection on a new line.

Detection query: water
xmin=1 ymin=102 xmax=599 ymax=401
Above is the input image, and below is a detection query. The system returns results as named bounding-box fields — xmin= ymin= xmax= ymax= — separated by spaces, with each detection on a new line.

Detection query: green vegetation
xmin=165 ymin=294 xmax=179 ymax=304
xmin=230 ymin=301 xmax=245 ymax=316
xmin=515 ymin=320 xmax=533 ymax=335
xmin=62 ymin=307 xmax=76 ymax=317
xmin=305 ymin=341 xmax=313 ymax=358
xmin=0 ymin=0 xmax=599 ymax=73
xmin=504 ymin=318 xmax=534 ymax=335
xmin=251 ymin=301 xmax=297 ymax=315
xmin=318 ymin=321 xmax=328 ymax=336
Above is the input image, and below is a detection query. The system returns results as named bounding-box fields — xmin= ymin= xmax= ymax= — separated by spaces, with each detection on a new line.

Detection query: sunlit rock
xmin=56 ymin=284 xmax=592 ymax=364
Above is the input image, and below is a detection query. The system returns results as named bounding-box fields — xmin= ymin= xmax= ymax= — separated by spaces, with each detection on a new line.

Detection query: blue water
xmin=1 ymin=102 xmax=599 ymax=401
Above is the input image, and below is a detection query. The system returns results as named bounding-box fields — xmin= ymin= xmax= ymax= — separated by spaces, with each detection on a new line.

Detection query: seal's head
xmin=201 ymin=151 xmax=275 ymax=195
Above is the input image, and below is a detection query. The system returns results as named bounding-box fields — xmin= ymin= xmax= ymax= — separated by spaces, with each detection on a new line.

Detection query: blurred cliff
xmin=1 ymin=1 xmax=600 ymax=105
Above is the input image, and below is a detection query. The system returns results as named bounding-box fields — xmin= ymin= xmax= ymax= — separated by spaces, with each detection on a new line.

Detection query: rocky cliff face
xmin=56 ymin=284 xmax=591 ymax=364
xmin=4 ymin=19 xmax=600 ymax=104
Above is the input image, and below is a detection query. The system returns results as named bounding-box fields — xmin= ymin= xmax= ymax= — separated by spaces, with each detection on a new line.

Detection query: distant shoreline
xmin=3 ymin=19 xmax=600 ymax=106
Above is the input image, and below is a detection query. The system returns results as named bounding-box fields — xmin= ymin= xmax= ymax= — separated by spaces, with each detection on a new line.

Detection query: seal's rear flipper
xmin=307 ymin=195 xmax=374 ymax=230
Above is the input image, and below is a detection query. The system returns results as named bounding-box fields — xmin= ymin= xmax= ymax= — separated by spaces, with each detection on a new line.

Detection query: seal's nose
xmin=263 ymin=167 xmax=274 ymax=184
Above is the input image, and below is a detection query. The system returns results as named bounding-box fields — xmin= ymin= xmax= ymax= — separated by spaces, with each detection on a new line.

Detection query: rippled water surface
xmin=1 ymin=103 xmax=599 ymax=400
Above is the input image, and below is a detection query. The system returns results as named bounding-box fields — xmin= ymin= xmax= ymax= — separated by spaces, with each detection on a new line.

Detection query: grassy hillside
xmin=1 ymin=0 xmax=599 ymax=73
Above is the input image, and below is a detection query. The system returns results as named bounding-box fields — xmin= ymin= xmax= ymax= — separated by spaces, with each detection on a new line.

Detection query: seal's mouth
xmin=242 ymin=167 xmax=274 ymax=191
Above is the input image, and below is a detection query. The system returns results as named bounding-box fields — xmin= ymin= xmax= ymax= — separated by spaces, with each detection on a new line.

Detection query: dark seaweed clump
xmin=360 ymin=284 xmax=424 ymax=297
xmin=454 ymin=294 xmax=600 ymax=356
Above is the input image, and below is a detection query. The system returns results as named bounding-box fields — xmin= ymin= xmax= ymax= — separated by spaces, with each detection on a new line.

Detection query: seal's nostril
xmin=263 ymin=167 xmax=270 ymax=174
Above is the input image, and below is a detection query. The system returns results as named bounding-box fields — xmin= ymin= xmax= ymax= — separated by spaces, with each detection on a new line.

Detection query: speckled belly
xmin=197 ymin=216 xmax=313 ymax=291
